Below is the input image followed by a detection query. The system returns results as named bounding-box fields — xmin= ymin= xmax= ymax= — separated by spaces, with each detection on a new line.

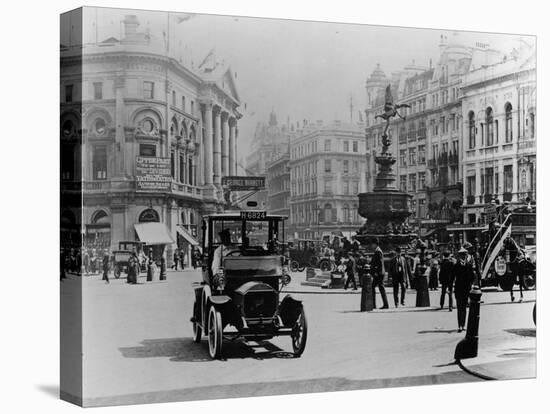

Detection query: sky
xmin=64 ymin=7 xmax=530 ymax=159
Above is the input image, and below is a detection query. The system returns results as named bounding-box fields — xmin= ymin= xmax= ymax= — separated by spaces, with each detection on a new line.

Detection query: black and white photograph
xmin=56 ymin=3 xmax=538 ymax=409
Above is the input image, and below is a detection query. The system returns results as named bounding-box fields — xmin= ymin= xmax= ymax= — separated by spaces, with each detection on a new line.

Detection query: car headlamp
xmin=282 ymin=266 xmax=291 ymax=286
xmin=213 ymin=268 xmax=226 ymax=291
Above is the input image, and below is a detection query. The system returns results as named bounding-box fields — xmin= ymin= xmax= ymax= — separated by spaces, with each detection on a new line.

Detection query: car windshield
xmin=210 ymin=218 xmax=282 ymax=253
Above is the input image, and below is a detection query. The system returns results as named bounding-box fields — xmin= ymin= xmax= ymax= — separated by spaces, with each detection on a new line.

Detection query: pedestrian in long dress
xmin=439 ymin=251 xmax=455 ymax=310
xmin=454 ymin=247 xmax=475 ymax=332
xmin=147 ymin=252 xmax=154 ymax=282
xmin=102 ymin=249 xmax=110 ymax=284
xmin=127 ymin=253 xmax=137 ymax=284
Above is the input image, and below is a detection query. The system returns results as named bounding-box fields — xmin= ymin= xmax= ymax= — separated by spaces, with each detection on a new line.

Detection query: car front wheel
xmin=291 ymin=308 xmax=308 ymax=357
xmin=192 ymin=302 xmax=202 ymax=343
xmin=208 ymin=306 xmax=223 ymax=359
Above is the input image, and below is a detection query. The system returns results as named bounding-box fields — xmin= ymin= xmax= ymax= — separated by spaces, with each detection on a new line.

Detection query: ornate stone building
xmin=289 ymin=121 xmax=366 ymax=240
xmin=363 ymin=34 xmax=534 ymax=243
xmin=456 ymin=38 xmax=536 ymax=242
xmin=60 ymin=13 xmax=242 ymax=265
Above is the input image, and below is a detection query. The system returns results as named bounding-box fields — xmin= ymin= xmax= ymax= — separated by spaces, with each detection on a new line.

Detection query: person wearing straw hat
xmin=453 ymin=247 xmax=475 ymax=332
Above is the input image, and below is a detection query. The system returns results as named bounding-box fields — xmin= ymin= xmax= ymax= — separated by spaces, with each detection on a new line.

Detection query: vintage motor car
xmin=190 ymin=211 xmax=308 ymax=359
xmin=112 ymin=241 xmax=145 ymax=278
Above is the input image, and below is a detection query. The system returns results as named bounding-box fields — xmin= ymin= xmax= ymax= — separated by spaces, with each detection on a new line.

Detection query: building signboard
xmin=222 ymin=176 xmax=266 ymax=190
xmin=135 ymin=156 xmax=172 ymax=191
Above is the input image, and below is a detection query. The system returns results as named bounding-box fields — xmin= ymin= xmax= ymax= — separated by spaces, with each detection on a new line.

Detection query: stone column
xmin=475 ymin=164 xmax=482 ymax=205
xmin=114 ymin=73 xmax=126 ymax=177
xmin=228 ymin=119 xmax=236 ymax=176
xmin=512 ymin=159 xmax=518 ymax=201
xmin=203 ymin=103 xmax=213 ymax=186
xmin=234 ymin=124 xmax=239 ymax=174
xmin=221 ymin=112 xmax=229 ymax=178
xmin=213 ymin=107 xmax=222 ymax=185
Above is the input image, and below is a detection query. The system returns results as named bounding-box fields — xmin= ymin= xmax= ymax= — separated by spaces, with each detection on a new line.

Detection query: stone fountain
xmin=356 ymin=85 xmax=415 ymax=251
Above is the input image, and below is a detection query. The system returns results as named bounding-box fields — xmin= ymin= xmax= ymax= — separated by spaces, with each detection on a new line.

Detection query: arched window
xmin=505 ymin=103 xmax=513 ymax=143
xmin=181 ymin=212 xmax=187 ymax=225
xmin=180 ymin=123 xmax=188 ymax=140
xmin=324 ymin=203 xmax=332 ymax=223
xmin=468 ymin=111 xmax=475 ymax=149
xmin=170 ymin=118 xmax=178 ymax=138
xmin=139 ymin=208 xmax=160 ymax=223
xmin=486 ymin=107 xmax=494 ymax=146
xmin=91 ymin=210 xmax=109 ymax=225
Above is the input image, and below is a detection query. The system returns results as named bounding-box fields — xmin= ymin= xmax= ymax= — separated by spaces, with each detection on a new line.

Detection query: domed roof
xmin=367 ymin=63 xmax=388 ymax=85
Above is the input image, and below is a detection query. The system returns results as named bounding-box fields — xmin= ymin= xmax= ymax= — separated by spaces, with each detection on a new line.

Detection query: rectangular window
xmin=343 ymin=141 xmax=349 ymax=152
xmin=143 ymin=81 xmax=154 ymax=99
xmin=418 ymin=172 xmax=426 ymax=190
xmin=92 ymin=145 xmax=107 ymax=180
xmin=409 ymin=174 xmax=417 ymax=192
xmin=65 ymin=84 xmax=73 ymax=103
xmin=182 ymin=96 xmax=186 ymax=111
xmin=324 ymin=180 xmax=332 ymax=194
xmin=352 ymin=141 xmax=358 ymax=152
xmin=352 ymin=181 xmax=359 ymax=194
xmin=418 ymin=145 xmax=426 ymax=164
xmin=93 ymin=82 xmax=103 ymax=100
xmin=324 ymin=159 xmax=331 ymax=173
xmin=324 ymin=139 xmax=331 ymax=151
xmin=172 ymin=90 xmax=176 ymax=106
xmin=343 ymin=160 xmax=349 ymax=173
xmin=409 ymin=148 xmax=417 ymax=166
xmin=399 ymin=149 xmax=407 ymax=167
xmin=343 ymin=181 xmax=349 ymax=195
xmin=353 ymin=161 xmax=359 ymax=173
xmin=504 ymin=165 xmax=513 ymax=193
xmin=400 ymin=175 xmax=407 ymax=192
xmin=467 ymin=175 xmax=476 ymax=196
xmin=139 ymin=144 xmax=156 ymax=157
xmin=190 ymin=100 xmax=194 ymax=115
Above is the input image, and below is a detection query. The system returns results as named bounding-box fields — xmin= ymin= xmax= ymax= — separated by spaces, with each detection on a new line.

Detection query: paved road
xmin=61 ymin=269 xmax=536 ymax=407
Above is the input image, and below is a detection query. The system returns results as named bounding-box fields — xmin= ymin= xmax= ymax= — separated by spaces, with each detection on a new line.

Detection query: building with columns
xmin=289 ymin=121 xmax=367 ymax=240
xmin=60 ymin=12 xmax=242 ymax=265
xmin=457 ymin=38 xmax=536 ymax=242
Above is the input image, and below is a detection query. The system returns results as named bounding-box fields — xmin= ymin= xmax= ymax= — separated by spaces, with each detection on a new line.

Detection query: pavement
xmin=60 ymin=268 xmax=536 ymax=407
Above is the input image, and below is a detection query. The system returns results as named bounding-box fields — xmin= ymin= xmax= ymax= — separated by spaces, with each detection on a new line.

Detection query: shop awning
xmin=134 ymin=223 xmax=175 ymax=245
xmin=176 ymin=226 xmax=199 ymax=246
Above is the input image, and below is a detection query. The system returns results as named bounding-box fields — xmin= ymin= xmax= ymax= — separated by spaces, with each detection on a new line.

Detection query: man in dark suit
xmin=370 ymin=237 xmax=389 ymax=309
xmin=388 ymin=246 xmax=410 ymax=307
xmin=454 ymin=247 xmax=475 ymax=332
xmin=439 ymin=250 xmax=455 ymax=310
xmin=344 ymin=252 xmax=357 ymax=290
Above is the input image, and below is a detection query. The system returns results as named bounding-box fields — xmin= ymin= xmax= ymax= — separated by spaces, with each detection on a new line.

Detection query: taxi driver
xmin=211 ymin=228 xmax=239 ymax=274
